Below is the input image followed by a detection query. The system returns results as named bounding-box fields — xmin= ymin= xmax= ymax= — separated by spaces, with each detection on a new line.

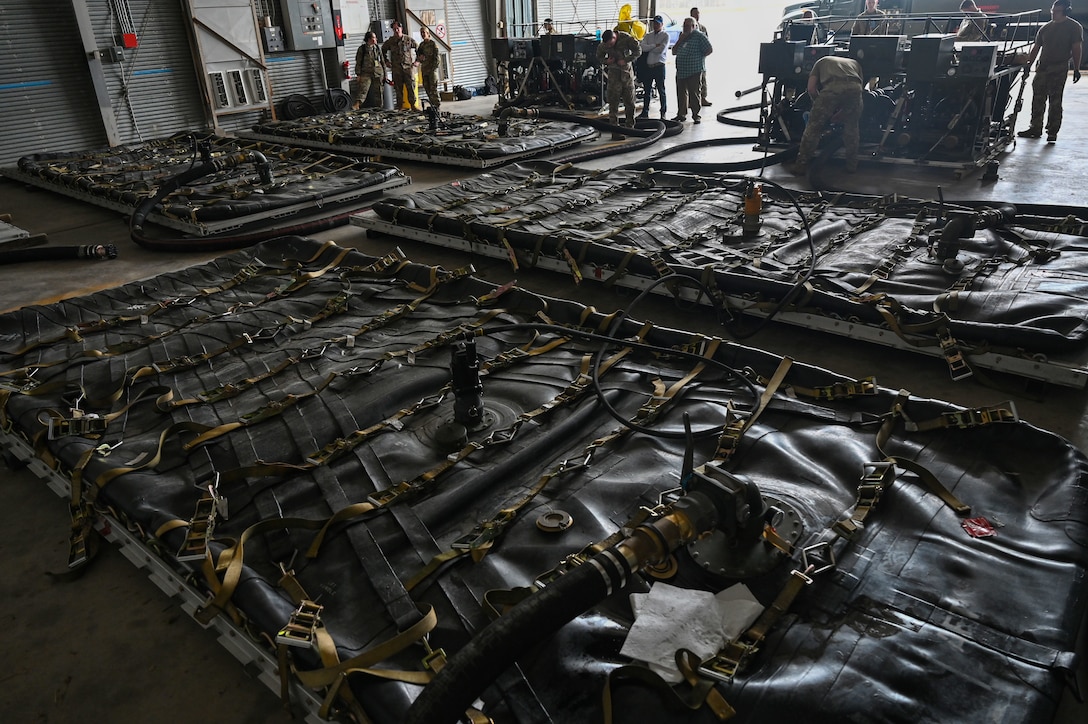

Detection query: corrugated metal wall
xmin=89 ymin=0 xmax=207 ymax=144
xmin=448 ymin=1 xmax=490 ymax=91
xmin=265 ymin=52 xmax=332 ymax=106
xmin=0 ymin=1 xmax=399 ymax=164
xmin=0 ymin=3 xmax=106 ymax=166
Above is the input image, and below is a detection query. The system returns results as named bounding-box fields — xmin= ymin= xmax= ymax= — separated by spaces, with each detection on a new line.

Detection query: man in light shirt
xmin=638 ymin=15 xmax=670 ymax=119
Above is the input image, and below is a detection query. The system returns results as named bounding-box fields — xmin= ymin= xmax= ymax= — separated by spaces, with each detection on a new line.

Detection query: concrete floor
xmin=1 ymin=5 xmax=1086 ymax=722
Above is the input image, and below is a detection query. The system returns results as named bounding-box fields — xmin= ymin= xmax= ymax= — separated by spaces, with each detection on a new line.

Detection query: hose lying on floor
xmin=0 ymin=243 xmax=116 ymax=265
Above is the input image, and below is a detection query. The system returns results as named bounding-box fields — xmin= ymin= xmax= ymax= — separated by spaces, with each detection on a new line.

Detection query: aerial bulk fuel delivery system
xmin=753 ymin=7 xmax=1047 ymax=175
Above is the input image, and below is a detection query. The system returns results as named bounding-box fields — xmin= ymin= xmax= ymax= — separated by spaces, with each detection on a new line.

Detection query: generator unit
xmin=848 ymin=34 xmax=906 ymax=79
xmin=758 ymin=40 xmax=807 ymax=78
xmin=956 ymin=42 xmax=1000 ymax=78
xmin=906 ymin=34 xmax=955 ymax=82
xmin=493 ymin=34 xmax=602 ymax=109
xmin=540 ymin=34 xmax=578 ymax=62
xmin=751 ymin=9 xmax=1040 ymax=174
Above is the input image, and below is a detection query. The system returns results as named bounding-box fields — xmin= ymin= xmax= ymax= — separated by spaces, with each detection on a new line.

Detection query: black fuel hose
xmin=620 ymin=136 xmax=797 ymax=173
xmin=130 ymin=151 xmax=282 ymax=251
xmin=494 ymin=106 xmax=683 ymax=164
xmin=405 ymin=493 xmax=721 ymax=724
xmin=404 ymin=552 xmax=616 ymax=724
xmin=496 ymin=106 xmax=680 ymax=139
xmin=0 ymin=243 xmax=117 ymax=266
xmin=553 ymin=117 xmax=674 ymax=164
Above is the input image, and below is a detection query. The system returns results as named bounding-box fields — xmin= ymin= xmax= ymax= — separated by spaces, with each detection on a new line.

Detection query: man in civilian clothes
xmin=690 ymin=7 xmax=711 ymax=106
xmin=671 ymin=17 xmax=713 ymax=124
xmin=638 ymin=15 xmax=670 ymax=120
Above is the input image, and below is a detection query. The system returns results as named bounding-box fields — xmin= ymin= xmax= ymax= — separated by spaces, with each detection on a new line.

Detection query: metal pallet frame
xmin=238 ymin=131 xmax=591 ymax=168
xmin=0 ymin=429 xmax=326 ymax=724
xmin=352 ymin=213 xmax=1088 ymax=389
xmin=755 ymin=138 xmax=1013 ymax=178
xmin=1 ymin=167 xmax=410 ymax=237
xmin=0 ymin=217 xmax=31 ymax=243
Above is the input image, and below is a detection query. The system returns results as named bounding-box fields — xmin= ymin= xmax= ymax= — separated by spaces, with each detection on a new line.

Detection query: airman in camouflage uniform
xmin=794 ymin=55 xmax=864 ymax=174
xmin=596 ymin=29 xmax=642 ymax=139
xmin=353 ymin=31 xmax=386 ymax=110
xmin=416 ymin=27 xmax=442 ymax=110
xmin=382 ymin=20 xmax=418 ymax=110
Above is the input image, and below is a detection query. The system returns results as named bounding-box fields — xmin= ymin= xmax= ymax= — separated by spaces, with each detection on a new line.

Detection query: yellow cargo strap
xmin=602 ymin=649 xmax=734 ymax=724
xmin=373 ymin=346 xmax=629 ymax=520
xmin=700 ymin=542 xmax=833 ymax=685
xmin=176 ymin=309 xmax=507 ymax=412
xmin=863 ymin=296 xmax=976 ymax=381
xmin=2 ymin=247 xmax=411 ymax=413
xmin=875 ymin=389 xmax=971 ymax=516
xmin=697 ymin=456 xmax=902 ymax=709
xmin=905 ymin=402 xmax=1019 ymax=432
xmin=852 ymin=214 xmax=928 ymax=295
xmin=270 ymin=559 xmax=441 ymax=721
xmin=831 ymin=462 xmax=897 ymax=540
xmin=601 ymin=248 xmax=639 ymax=288
xmin=712 ymin=356 xmax=793 ymax=464
xmin=303 ymin=334 xmax=575 ymax=559
xmin=195 ymin=514 xmax=337 ymax=624
xmin=757 ymin=374 xmax=877 ymax=402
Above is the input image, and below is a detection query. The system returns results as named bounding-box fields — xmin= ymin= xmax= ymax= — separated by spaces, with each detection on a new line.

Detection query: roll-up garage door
xmin=0 ymin=3 xmax=106 ymax=166
xmin=88 ymin=0 xmax=206 ymax=144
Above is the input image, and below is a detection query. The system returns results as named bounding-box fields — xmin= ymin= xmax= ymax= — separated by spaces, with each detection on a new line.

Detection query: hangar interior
xmin=1 ymin=2 xmax=1087 ymax=723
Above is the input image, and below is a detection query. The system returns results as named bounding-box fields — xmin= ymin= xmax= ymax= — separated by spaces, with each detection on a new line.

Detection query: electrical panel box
xmin=848 ymin=34 xmax=905 ymax=79
xmin=503 ymin=38 xmax=538 ymax=63
xmin=759 ymin=41 xmax=805 ymax=77
xmin=541 ymin=34 xmax=577 ymax=63
xmin=907 ymin=34 xmax=955 ymax=82
xmin=262 ymin=26 xmax=285 ymax=53
xmin=957 ymin=42 xmax=999 ymax=78
xmin=372 ymin=19 xmax=394 ymax=42
xmin=573 ymin=37 xmax=600 ymax=67
xmin=208 ymin=68 xmax=268 ymax=109
xmin=279 ymin=0 xmax=335 ymax=50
